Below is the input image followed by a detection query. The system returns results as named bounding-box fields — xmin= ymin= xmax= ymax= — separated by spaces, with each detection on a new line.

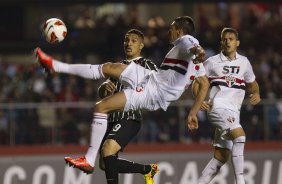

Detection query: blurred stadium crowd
xmin=0 ymin=3 xmax=281 ymax=145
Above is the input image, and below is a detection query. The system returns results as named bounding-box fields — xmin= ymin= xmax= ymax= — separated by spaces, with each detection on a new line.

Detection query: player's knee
xmin=230 ymin=127 xmax=246 ymax=139
xmin=102 ymin=139 xmax=121 ymax=157
xmin=101 ymin=62 xmax=113 ymax=75
xmin=102 ymin=62 xmax=125 ymax=78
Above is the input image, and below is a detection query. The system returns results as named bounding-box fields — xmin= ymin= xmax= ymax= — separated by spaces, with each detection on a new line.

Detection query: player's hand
xmin=187 ymin=113 xmax=198 ymax=130
xmin=249 ymin=93 xmax=261 ymax=105
xmin=190 ymin=45 xmax=205 ymax=64
xmin=102 ymin=81 xmax=116 ymax=94
xmin=201 ymin=101 xmax=212 ymax=111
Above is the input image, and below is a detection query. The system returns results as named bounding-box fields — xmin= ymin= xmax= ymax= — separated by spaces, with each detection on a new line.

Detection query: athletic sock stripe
xmin=93 ymin=113 xmax=107 ymax=120
xmin=93 ymin=115 xmax=107 ymax=119
xmin=98 ymin=65 xmax=104 ymax=78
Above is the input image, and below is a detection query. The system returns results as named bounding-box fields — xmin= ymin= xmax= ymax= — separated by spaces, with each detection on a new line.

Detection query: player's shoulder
xmin=138 ymin=57 xmax=158 ymax=70
xmin=179 ymin=35 xmax=199 ymax=47
xmin=137 ymin=57 xmax=153 ymax=65
xmin=204 ymin=54 xmax=221 ymax=65
xmin=236 ymin=53 xmax=249 ymax=62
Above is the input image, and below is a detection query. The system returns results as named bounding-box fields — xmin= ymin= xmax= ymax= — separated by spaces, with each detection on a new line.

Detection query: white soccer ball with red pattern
xmin=42 ymin=18 xmax=67 ymax=44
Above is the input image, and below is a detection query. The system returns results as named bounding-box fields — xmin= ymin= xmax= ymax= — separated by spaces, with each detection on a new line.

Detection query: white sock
xmin=53 ymin=59 xmax=104 ymax=80
xmin=85 ymin=113 xmax=107 ymax=167
xmin=198 ymin=158 xmax=224 ymax=184
xmin=232 ymin=136 xmax=246 ymax=184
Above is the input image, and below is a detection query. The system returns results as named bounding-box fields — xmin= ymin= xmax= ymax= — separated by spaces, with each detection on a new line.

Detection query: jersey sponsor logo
xmin=222 ymin=65 xmax=240 ymax=74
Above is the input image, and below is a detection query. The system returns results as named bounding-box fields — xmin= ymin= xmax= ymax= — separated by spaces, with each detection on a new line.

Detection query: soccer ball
xmin=42 ymin=18 xmax=67 ymax=44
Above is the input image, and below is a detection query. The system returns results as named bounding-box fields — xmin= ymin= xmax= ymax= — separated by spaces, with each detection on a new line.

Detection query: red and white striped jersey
xmin=204 ymin=52 xmax=256 ymax=112
xmin=155 ymin=35 xmax=206 ymax=106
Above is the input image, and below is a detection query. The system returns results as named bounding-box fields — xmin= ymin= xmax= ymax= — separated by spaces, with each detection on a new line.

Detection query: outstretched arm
xmin=191 ymin=79 xmax=211 ymax=111
xmin=246 ymin=80 xmax=260 ymax=105
xmin=187 ymin=75 xmax=209 ymax=130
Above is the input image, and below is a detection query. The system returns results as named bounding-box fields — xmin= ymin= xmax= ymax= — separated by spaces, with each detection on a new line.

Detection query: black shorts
xmin=102 ymin=119 xmax=141 ymax=150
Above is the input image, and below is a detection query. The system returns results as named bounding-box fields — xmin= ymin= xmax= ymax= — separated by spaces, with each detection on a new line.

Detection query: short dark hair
xmin=173 ymin=16 xmax=195 ymax=35
xmin=221 ymin=27 xmax=239 ymax=40
xmin=126 ymin=29 xmax=144 ymax=41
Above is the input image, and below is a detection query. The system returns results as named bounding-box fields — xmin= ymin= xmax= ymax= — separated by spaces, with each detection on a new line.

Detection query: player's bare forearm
xmin=246 ymin=80 xmax=261 ymax=105
xmin=246 ymin=80 xmax=259 ymax=94
xmin=190 ymin=76 xmax=209 ymax=115
xmin=187 ymin=76 xmax=209 ymax=130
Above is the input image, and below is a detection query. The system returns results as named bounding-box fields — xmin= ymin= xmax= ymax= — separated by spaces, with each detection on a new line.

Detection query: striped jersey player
xmin=204 ymin=52 xmax=256 ymax=112
xmin=35 ymin=16 xmax=209 ymax=177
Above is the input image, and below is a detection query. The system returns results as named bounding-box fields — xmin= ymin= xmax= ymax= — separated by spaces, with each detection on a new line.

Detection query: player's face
xmin=168 ymin=22 xmax=179 ymax=43
xmin=124 ymin=33 xmax=144 ymax=60
xmin=221 ymin=32 xmax=240 ymax=56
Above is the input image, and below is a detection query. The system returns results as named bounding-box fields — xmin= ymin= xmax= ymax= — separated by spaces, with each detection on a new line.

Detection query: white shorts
xmin=208 ymin=108 xmax=241 ymax=150
xmin=119 ymin=62 xmax=151 ymax=89
xmin=120 ymin=62 xmax=164 ymax=111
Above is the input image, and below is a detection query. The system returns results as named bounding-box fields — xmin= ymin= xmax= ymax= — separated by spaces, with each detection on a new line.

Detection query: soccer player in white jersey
xmin=194 ymin=28 xmax=261 ymax=184
xmin=35 ymin=16 xmax=209 ymax=177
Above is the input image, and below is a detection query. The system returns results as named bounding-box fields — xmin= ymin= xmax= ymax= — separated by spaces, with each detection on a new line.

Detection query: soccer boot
xmin=144 ymin=164 xmax=159 ymax=184
xmin=34 ymin=47 xmax=55 ymax=74
xmin=65 ymin=156 xmax=94 ymax=174
xmin=64 ymin=156 xmax=76 ymax=167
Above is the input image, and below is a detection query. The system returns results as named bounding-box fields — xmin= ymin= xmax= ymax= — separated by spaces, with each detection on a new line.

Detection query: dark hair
xmin=221 ymin=27 xmax=239 ymax=40
xmin=173 ymin=16 xmax=195 ymax=35
xmin=126 ymin=29 xmax=144 ymax=41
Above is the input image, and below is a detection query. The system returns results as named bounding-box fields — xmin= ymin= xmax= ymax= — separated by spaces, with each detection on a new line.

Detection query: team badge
xmin=225 ymin=75 xmax=236 ymax=87
xmin=136 ymin=86 xmax=144 ymax=92
xmin=227 ymin=116 xmax=235 ymax=123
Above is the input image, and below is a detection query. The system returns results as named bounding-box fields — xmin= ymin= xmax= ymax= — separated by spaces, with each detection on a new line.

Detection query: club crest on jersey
xmin=227 ymin=116 xmax=235 ymax=123
xmin=136 ymin=86 xmax=143 ymax=92
xmin=225 ymin=75 xmax=236 ymax=87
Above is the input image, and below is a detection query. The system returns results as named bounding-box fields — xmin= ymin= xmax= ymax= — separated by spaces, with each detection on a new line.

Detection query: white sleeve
xmin=194 ymin=63 xmax=206 ymax=78
xmin=244 ymin=59 xmax=256 ymax=83
xmin=185 ymin=62 xmax=206 ymax=88
xmin=184 ymin=37 xmax=200 ymax=53
xmin=187 ymin=62 xmax=206 ymax=79
xmin=203 ymin=58 xmax=211 ymax=77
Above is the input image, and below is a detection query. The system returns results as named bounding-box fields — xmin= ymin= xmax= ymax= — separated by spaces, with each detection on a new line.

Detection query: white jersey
xmin=155 ymin=35 xmax=206 ymax=108
xmin=204 ymin=52 xmax=255 ymax=112
xmin=121 ymin=35 xmax=206 ymax=111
